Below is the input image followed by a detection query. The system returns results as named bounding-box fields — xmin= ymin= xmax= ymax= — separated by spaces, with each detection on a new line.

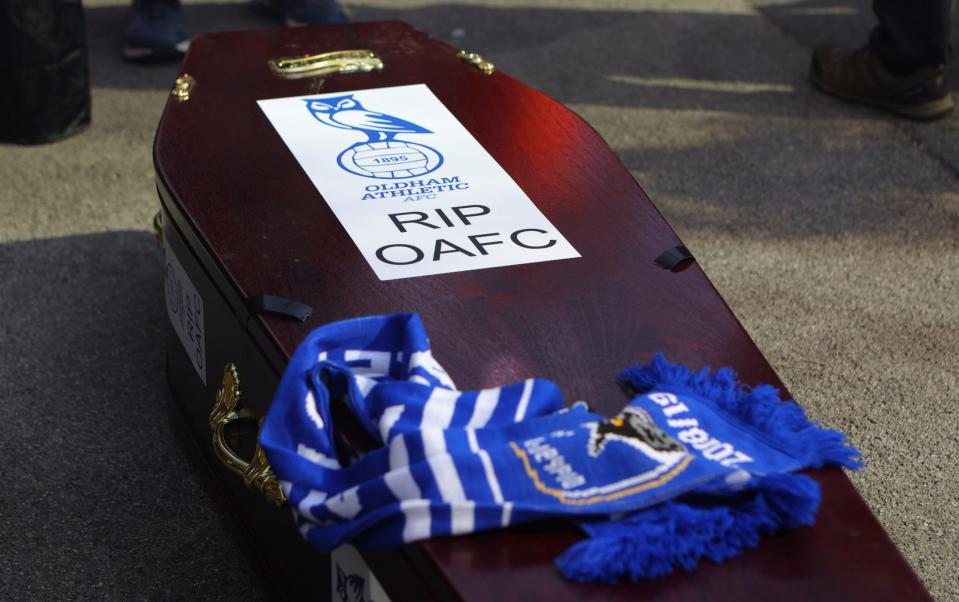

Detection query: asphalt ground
xmin=1 ymin=0 xmax=957 ymax=599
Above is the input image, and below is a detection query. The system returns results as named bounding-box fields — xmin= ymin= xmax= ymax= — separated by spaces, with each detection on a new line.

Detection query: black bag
xmin=0 ymin=0 xmax=91 ymax=144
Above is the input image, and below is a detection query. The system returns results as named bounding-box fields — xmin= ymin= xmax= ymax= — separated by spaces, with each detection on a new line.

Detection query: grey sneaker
xmin=122 ymin=1 xmax=189 ymax=64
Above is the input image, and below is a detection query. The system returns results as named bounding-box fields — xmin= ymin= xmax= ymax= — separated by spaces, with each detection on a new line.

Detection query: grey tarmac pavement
xmin=1 ymin=0 xmax=956 ymax=600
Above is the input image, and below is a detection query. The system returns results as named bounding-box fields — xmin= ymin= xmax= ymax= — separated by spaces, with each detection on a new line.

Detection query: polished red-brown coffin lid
xmin=154 ymin=21 xmax=928 ymax=601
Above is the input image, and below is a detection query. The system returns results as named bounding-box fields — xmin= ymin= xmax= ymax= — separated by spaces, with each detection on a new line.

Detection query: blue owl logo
xmin=305 ymin=95 xmax=444 ymax=180
xmin=336 ymin=564 xmax=373 ymax=602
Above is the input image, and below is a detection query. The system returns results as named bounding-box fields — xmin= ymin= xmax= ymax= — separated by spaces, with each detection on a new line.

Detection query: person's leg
xmin=252 ymin=0 xmax=347 ymax=27
xmin=809 ymin=0 xmax=954 ymax=121
xmin=123 ymin=0 xmax=188 ymax=64
xmin=870 ymin=0 xmax=952 ymax=74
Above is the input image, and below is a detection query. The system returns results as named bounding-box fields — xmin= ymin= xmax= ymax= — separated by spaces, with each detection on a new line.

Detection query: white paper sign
xmin=257 ymin=84 xmax=579 ymax=280
xmin=164 ymin=244 xmax=206 ymax=383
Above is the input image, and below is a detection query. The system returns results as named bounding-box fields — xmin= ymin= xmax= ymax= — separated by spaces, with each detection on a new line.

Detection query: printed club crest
xmin=305 ymin=94 xmax=443 ymax=180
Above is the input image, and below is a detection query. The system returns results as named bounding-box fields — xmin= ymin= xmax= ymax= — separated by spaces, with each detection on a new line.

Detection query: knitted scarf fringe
xmin=556 ymin=472 xmax=820 ymax=583
xmin=556 ymin=354 xmax=861 ymax=583
xmin=617 ymin=354 xmax=862 ymax=470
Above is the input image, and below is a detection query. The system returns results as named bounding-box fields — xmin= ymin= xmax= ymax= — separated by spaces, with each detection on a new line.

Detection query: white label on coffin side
xmin=331 ymin=545 xmax=391 ymax=602
xmin=257 ymin=84 xmax=580 ymax=280
xmin=164 ymin=244 xmax=206 ymax=384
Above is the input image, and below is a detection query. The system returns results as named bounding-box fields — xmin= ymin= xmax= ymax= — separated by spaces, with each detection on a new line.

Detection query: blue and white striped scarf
xmin=260 ymin=313 xmax=859 ymax=582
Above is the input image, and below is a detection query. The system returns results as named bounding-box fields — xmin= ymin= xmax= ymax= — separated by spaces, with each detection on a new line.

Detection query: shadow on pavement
xmin=72 ymin=1 xmax=959 ymax=247
xmin=0 ymin=231 xmax=268 ymax=600
xmin=85 ymin=1 xmax=959 ymax=105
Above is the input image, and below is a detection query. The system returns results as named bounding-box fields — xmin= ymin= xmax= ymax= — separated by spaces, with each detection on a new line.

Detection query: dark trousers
xmin=871 ymin=0 xmax=954 ymax=72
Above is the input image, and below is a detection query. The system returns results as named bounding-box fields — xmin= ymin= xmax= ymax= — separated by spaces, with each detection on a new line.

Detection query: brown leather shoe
xmin=810 ymin=45 xmax=954 ymax=121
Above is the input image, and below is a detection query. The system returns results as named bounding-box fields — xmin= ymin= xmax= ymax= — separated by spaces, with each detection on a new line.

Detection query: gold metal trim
xmin=152 ymin=210 xmax=163 ymax=249
xmin=209 ymin=363 xmax=286 ymax=506
xmin=171 ymin=74 xmax=195 ymax=101
xmin=456 ymin=50 xmax=495 ymax=75
xmin=268 ymin=49 xmax=383 ymax=79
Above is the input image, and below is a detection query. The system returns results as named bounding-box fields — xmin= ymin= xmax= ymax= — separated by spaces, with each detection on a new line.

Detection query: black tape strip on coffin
xmin=653 ymin=245 xmax=695 ymax=271
xmin=244 ymin=294 xmax=313 ymax=322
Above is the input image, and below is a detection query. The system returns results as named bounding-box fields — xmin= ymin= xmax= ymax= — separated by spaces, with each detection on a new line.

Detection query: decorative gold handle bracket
xmin=268 ymin=49 xmax=383 ymax=79
xmin=171 ymin=73 xmax=195 ymax=101
xmin=456 ymin=50 xmax=495 ymax=75
xmin=209 ymin=363 xmax=286 ymax=506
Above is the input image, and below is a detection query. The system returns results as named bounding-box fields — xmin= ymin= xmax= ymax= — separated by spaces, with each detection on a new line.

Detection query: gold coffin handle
xmin=209 ymin=363 xmax=286 ymax=506
xmin=268 ymin=49 xmax=383 ymax=79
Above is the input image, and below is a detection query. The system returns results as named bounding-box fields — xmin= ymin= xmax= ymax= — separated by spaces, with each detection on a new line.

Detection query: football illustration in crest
xmin=305 ymin=95 xmax=444 ymax=179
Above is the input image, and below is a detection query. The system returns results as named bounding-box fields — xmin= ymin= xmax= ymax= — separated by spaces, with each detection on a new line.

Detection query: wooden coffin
xmin=154 ymin=21 xmax=929 ymax=601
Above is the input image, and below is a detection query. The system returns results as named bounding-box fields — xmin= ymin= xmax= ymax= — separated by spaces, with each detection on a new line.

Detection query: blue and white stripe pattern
xmin=260 ymin=313 xmax=860 ymax=581
xmin=261 ymin=314 xmax=564 ymax=549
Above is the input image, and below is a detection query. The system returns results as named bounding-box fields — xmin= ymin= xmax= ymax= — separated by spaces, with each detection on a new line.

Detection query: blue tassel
xmin=617 ymin=354 xmax=861 ymax=470
xmin=557 ymin=472 xmax=822 ymax=583
xmin=556 ymin=355 xmax=860 ymax=583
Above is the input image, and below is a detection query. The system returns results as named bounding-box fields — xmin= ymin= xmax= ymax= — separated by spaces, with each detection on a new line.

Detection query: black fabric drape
xmin=0 ymin=0 xmax=91 ymax=144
